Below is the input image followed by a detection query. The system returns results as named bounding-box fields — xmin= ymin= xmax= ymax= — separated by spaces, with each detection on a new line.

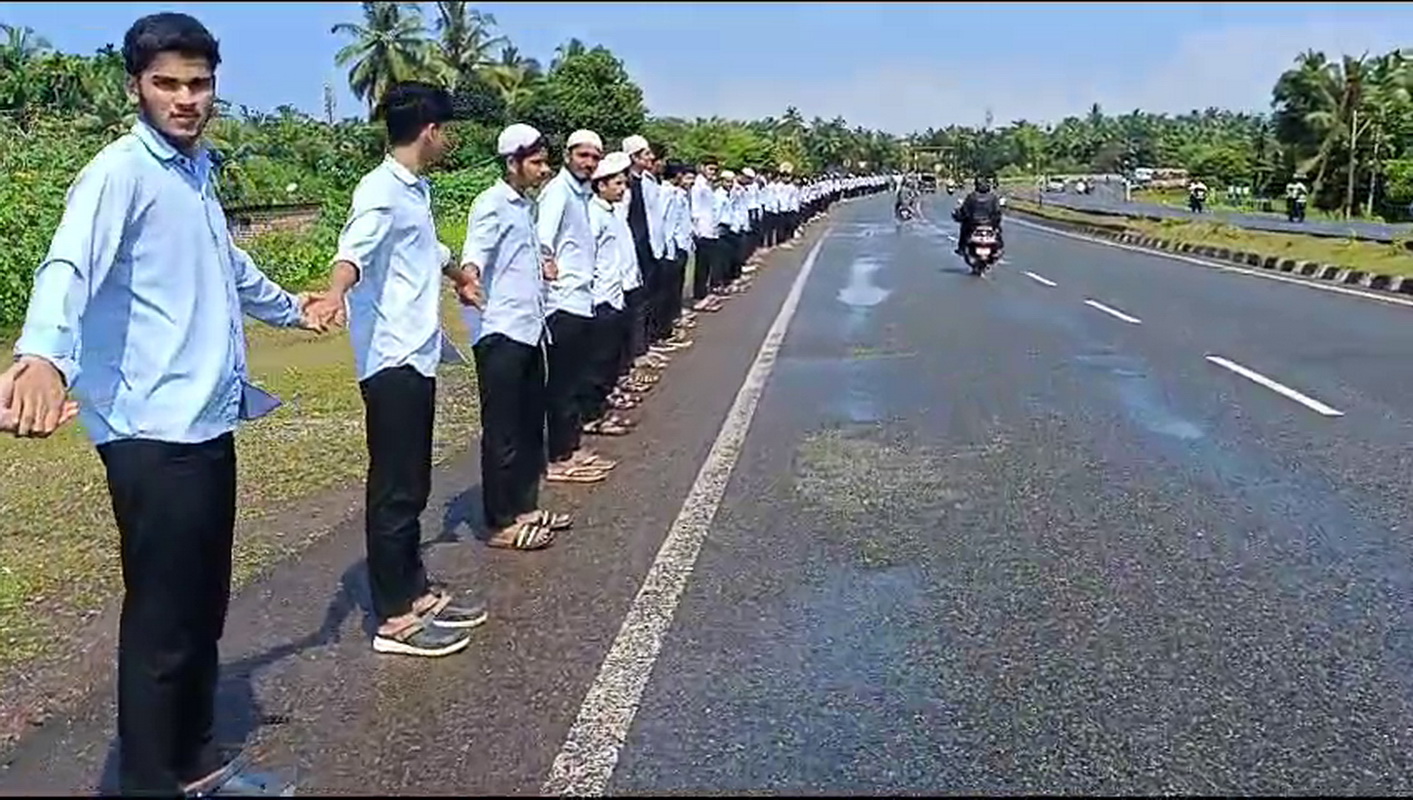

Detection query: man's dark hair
xmin=122 ymin=13 xmax=221 ymax=76
xmin=664 ymin=161 xmax=691 ymax=180
xmin=700 ymin=155 xmax=720 ymax=168
xmin=381 ymin=82 xmax=456 ymax=146
xmin=508 ymin=136 xmax=549 ymax=164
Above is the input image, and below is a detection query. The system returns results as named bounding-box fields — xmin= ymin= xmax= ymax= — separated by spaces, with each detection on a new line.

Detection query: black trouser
xmin=691 ymin=236 xmax=717 ymax=300
xmin=582 ymin=302 xmax=627 ymax=421
xmin=624 ymin=286 xmax=649 ymax=365
xmin=360 ymin=366 xmax=434 ymax=623
xmin=655 ymin=252 xmax=686 ymax=338
xmin=734 ymin=228 xmax=752 ymax=274
xmin=635 ymin=249 xmax=662 ymax=351
xmin=748 ymin=210 xmax=762 ymax=253
xmin=546 ymin=310 xmax=593 ymax=463
xmin=472 ymin=332 xmax=545 ymax=531
xmin=99 ymin=433 xmax=237 ymax=797
xmin=707 ymin=233 xmax=731 ymax=292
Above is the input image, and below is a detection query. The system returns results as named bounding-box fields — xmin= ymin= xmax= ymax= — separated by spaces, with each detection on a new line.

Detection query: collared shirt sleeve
xmin=13 ymin=158 xmax=134 ymax=385
xmin=333 ymin=204 xmax=395 ymax=282
xmin=535 ymin=180 xmax=568 ymax=250
xmin=232 ymin=242 xmax=303 ymax=327
xmin=461 ymin=197 xmax=501 ymax=269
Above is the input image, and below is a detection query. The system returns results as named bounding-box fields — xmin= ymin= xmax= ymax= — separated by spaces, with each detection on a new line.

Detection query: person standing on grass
xmin=536 ymin=129 xmax=617 ymax=484
xmin=2 ymin=12 xmax=336 ymax=795
xmin=306 ymin=82 xmax=487 ymax=659
xmin=689 ymin=156 xmax=724 ymax=313
xmin=581 ymin=150 xmax=638 ymax=438
xmin=461 ymin=123 xmax=573 ymax=551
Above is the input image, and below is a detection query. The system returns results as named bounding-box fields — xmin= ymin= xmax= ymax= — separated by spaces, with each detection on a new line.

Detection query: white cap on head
xmin=741 ymin=167 xmax=757 ymax=178
xmin=621 ymin=135 xmax=650 ymax=156
xmin=496 ymin=123 xmax=543 ymax=156
xmin=592 ymin=151 xmax=631 ymax=181
xmin=566 ymin=129 xmax=603 ymax=153
xmin=779 ymin=162 xmax=794 ymax=174
xmin=720 ymin=169 xmax=736 ymax=181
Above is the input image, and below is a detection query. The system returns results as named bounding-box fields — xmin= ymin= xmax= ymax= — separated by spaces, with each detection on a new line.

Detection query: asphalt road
xmin=1027 ymin=183 xmax=1413 ymax=243
xmin=5 ymin=192 xmax=1413 ymax=795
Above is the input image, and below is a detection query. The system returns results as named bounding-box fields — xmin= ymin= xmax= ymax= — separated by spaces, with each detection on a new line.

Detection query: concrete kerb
xmin=1006 ymin=200 xmax=1412 ymax=299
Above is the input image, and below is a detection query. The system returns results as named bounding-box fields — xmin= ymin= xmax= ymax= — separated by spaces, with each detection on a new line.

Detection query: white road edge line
xmin=540 ymin=230 xmax=833 ymax=797
xmin=1204 ymin=355 xmax=1344 ymax=417
xmin=1024 ymin=271 xmax=1057 ymax=287
xmin=1083 ymin=298 xmax=1142 ymax=324
xmin=1009 ymin=215 xmax=1413 ymax=310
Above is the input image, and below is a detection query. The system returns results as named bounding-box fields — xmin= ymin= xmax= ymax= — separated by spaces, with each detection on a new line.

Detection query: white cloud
xmin=638 ymin=20 xmax=1410 ymax=134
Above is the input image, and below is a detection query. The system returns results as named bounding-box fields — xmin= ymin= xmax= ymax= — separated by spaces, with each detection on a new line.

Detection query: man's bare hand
xmin=3 ymin=358 xmax=77 ymax=438
xmin=298 ymin=292 xmax=346 ymax=333
xmin=542 ymin=256 xmax=559 ymax=282
xmin=456 ymin=276 xmax=485 ymax=310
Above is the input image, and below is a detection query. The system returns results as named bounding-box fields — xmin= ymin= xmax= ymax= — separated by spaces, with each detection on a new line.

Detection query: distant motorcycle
xmin=1286 ymin=196 xmax=1307 ymax=223
xmin=1189 ymin=192 xmax=1206 ymax=214
xmin=963 ymin=224 xmax=1001 ymax=275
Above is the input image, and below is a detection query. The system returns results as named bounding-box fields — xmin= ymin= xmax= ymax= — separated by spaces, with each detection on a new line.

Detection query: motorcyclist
xmin=895 ymin=176 xmax=920 ymax=219
xmin=1285 ymin=174 xmax=1309 ymax=221
xmin=953 ymin=176 xmax=1003 ymax=256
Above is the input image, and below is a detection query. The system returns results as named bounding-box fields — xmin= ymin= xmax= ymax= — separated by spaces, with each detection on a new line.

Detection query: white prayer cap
xmin=779 ymin=162 xmax=794 ymax=174
xmin=720 ymin=169 xmax=736 ymax=181
xmin=592 ymin=151 xmax=631 ymax=180
xmin=621 ymin=135 xmax=650 ymax=156
xmin=496 ymin=123 xmax=543 ymax=156
xmin=741 ymin=167 xmax=757 ymax=178
xmin=566 ymin=129 xmax=603 ymax=153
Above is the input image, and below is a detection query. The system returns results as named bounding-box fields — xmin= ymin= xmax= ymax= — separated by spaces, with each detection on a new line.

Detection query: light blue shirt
xmin=14 ymin=119 xmax=303 ymax=446
xmin=728 ymin=186 xmax=749 ymax=233
xmin=336 ymin=155 xmax=452 ymax=383
xmin=691 ymin=175 xmax=719 ymax=239
xmin=536 ymin=168 xmax=595 ymax=318
xmin=588 ymin=196 xmax=630 ymax=311
xmin=665 ymin=185 xmax=693 ymax=257
xmin=460 ymin=179 xmax=547 ymax=347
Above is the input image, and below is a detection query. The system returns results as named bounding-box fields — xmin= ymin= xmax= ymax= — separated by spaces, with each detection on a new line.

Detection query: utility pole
xmin=323 ymin=82 xmax=336 ymax=125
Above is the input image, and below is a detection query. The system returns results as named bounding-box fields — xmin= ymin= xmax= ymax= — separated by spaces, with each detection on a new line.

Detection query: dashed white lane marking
xmin=1009 ymin=215 xmax=1413 ymax=311
xmin=1205 ymin=355 xmax=1344 ymax=417
xmin=540 ymin=231 xmax=833 ymax=797
xmin=1084 ymin=298 xmax=1143 ymax=324
xmin=1024 ymin=271 xmax=1057 ymax=287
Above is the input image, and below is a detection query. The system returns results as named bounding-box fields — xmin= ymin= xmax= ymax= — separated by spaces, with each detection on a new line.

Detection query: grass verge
xmin=0 ymin=289 xmax=480 ymax=674
xmin=1009 ymin=198 xmax=1413 ymax=278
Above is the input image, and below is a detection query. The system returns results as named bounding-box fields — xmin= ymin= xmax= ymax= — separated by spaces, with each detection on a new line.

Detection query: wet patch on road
xmin=791 ymin=424 xmax=1010 ymax=570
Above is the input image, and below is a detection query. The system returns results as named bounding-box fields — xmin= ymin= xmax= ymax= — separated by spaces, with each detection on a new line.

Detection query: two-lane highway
xmin=5 ymin=191 xmax=1413 ymax=795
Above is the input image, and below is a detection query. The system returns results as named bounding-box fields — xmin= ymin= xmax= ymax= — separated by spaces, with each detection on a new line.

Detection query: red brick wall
xmin=226 ymin=204 xmax=323 ymax=243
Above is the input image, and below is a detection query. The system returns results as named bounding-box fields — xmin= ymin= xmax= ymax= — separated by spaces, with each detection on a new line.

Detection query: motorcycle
xmin=895 ymin=204 xmax=915 ymax=222
xmin=1286 ymin=196 xmax=1307 ymax=223
xmin=1188 ymin=192 xmax=1206 ymax=214
xmin=964 ymin=224 xmax=1001 ymax=275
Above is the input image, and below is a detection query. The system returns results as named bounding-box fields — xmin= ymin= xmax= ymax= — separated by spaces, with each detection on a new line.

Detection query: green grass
xmin=1009 ymin=198 xmax=1413 ymax=277
xmin=0 ymin=289 xmax=481 ymax=672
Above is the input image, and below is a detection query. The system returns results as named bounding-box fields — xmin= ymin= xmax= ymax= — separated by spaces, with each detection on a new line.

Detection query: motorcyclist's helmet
xmin=975 ymin=177 xmax=991 ymax=192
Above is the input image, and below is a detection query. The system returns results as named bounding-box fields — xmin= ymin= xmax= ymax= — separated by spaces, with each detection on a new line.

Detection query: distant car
xmin=1045 ymin=177 xmax=1067 ymax=193
xmin=919 ymin=174 xmax=937 ymax=193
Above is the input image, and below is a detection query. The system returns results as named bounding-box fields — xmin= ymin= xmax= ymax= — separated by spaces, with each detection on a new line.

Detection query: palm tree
xmin=483 ymin=44 xmax=539 ymax=110
xmin=550 ymin=38 xmax=588 ymax=70
xmin=0 ymin=24 xmax=51 ymax=68
xmin=432 ymin=0 xmax=505 ymax=89
xmin=331 ymin=1 xmax=435 ymax=117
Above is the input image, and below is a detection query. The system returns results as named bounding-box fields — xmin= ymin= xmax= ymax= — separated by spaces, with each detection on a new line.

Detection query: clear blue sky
xmin=1 ymin=2 xmax=1408 ymax=133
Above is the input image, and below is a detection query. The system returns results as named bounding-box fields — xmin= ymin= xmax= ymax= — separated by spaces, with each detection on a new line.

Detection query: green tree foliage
xmin=519 ymin=44 xmax=646 ymax=147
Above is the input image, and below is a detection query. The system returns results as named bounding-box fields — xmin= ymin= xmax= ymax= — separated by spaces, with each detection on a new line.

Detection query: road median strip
xmin=1005 ymin=198 xmax=1413 ymax=299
